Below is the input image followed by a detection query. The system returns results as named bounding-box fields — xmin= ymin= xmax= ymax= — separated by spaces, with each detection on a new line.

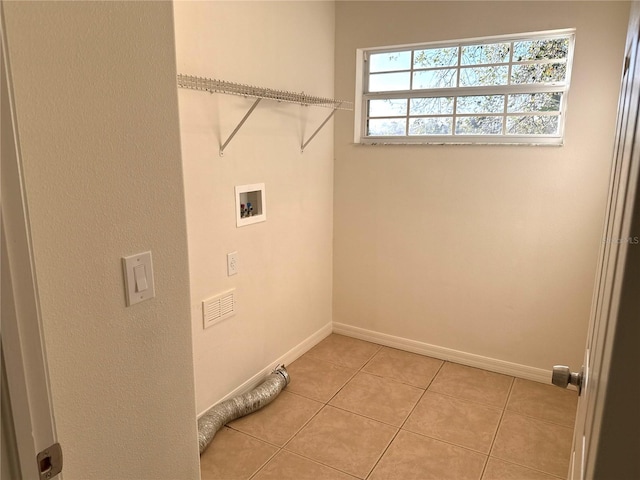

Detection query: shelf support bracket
xmin=220 ymin=98 xmax=262 ymax=156
xmin=301 ymin=105 xmax=340 ymax=153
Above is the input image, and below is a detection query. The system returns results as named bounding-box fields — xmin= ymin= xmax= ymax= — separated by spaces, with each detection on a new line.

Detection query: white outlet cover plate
xmin=227 ymin=251 xmax=238 ymax=276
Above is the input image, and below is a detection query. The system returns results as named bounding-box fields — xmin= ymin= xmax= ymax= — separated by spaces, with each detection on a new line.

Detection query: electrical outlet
xmin=227 ymin=252 xmax=238 ymax=276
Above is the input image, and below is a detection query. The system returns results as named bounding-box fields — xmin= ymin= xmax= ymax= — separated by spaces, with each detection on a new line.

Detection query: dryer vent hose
xmin=197 ymin=364 xmax=290 ymax=454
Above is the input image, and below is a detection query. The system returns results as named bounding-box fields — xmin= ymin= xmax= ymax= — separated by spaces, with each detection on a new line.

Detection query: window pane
xmin=459 ymin=66 xmax=508 ymax=86
xmin=513 ymin=38 xmax=569 ymax=62
xmin=410 ymin=97 xmax=454 ymax=115
xmin=457 ymin=95 xmax=504 ymax=114
xmin=409 ymin=117 xmax=453 ymax=135
xmin=362 ymin=32 xmax=572 ymax=142
xmin=413 ymin=69 xmax=457 ymax=89
xmin=455 ymin=116 xmax=503 ymax=135
xmin=461 ymin=43 xmax=510 ymax=65
xmin=369 ymin=51 xmax=411 ymax=72
xmin=507 ymin=115 xmax=559 ymax=135
xmin=368 ymin=118 xmax=406 ymax=136
xmin=508 ymin=92 xmax=562 ymax=113
xmin=413 ymin=47 xmax=459 ymax=68
xmin=369 ymin=99 xmax=408 ymax=117
xmin=511 ymin=63 xmax=567 ymax=84
xmin=369 ymin=72 xmax=411 ymax=92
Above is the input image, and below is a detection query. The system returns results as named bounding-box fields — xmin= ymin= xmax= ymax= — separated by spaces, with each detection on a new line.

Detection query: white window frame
xmin=354 ymin=29 xmax=576 ymax=146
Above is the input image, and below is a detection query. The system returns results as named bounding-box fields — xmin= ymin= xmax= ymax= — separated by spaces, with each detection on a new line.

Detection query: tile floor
xmin=200 ymin=334 xmax=578 ymax=480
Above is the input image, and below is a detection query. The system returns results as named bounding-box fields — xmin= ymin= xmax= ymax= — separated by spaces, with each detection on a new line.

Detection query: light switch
xmin=133 ymin=264 xmax=148 ymax=292
xmin=123 ymin=251 xmax=155 ymax=306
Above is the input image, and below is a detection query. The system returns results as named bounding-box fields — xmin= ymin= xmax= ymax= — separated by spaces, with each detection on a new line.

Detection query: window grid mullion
xmin=503 ymin=42 xmax=514 ymax=135
xmin=453 ymin=47 xmax=463 ymax=135
xmin=406 ymin=98 xmax=411 ymax=135
xmin=407 ymin=50 xmax=414 ymax=134
xmin=410 ymin=50 xmax=415 ymax=90
xmin=364 ymin=83 xmax=568 ymax=101
xmin=361 ymin=31 xmax=573 ymax=142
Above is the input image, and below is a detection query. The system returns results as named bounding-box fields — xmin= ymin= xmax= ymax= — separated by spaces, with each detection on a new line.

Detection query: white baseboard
xmin=198 ymin=320 xmax=554 ymax=418
xmin=332 ymin=322 xmax=552 ymax=385
xmin=197 ymin=321 xmax=332 ymax=418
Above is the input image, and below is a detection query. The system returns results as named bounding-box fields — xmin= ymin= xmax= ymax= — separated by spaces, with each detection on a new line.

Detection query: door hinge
xmin=37 ymin=443 xmax=63 ymax=479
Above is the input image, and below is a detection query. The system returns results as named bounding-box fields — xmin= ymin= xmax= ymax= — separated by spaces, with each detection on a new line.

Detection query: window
xmin=355 ymin=30 xmax=575 ymax=145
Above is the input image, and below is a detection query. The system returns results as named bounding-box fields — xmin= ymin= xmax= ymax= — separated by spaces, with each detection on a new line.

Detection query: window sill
xmin=358 ymin=136 xmax=564 ymax=146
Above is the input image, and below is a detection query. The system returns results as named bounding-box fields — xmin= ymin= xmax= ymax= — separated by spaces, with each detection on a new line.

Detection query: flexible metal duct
xmin=198 ymin=364 xmax=290 ymax=454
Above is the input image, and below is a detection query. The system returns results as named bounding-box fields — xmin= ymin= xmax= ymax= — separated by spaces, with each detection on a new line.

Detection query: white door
xmin=556 ymin=4 xmax=640 ymax=479
xmin=1 ymin=7 xmax=60 ymax=479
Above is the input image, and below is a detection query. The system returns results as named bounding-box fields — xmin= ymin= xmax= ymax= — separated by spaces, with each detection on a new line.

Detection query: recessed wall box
xmin=235 ymin=183 xmax=266 ymax=227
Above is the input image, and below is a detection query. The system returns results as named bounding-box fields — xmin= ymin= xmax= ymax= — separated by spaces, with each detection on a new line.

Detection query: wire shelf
xmin=177 ymin=74 xmax=353 ymax=111
xmin=177 ymin=73 xmax=352 ymax=154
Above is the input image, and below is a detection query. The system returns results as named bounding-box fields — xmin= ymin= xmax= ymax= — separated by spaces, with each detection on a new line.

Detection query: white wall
xmin=173 ymin=1 xmax=336 ymax=414
xmin=2 ymin=2 xmax=200 ymax=478
xmin=334 ymin=2 xmax=630 ymax=374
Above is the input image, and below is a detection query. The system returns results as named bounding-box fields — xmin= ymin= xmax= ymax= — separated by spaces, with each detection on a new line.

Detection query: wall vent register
xmin=203 ymin=289 xmax=236 ymax=329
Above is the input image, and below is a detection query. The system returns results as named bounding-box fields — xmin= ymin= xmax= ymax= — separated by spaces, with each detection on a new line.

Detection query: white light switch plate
xmin=123 ymin=251 xmax=155 ymax=306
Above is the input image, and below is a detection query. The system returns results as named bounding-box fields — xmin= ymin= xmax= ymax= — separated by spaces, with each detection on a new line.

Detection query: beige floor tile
xmin=507 ymin=378 xmax=578 ymax=427
xmin=252 ymin=450 xmax=357 ymax=480
xmin=362 ymin=347 xmax=443 ymax=388
xmin=429 ymin=362 xmax=514 ymax=408
xmin=491 ymin=412 xmax=573 ymax=478
xmin=329 ymin=372 xmax=423 ymax=426
xmin=482 ymin=458 xmax=562 ymax=480
xmin=199 ymin=427 xmax=277 ymax=480
xmin=304 ymin=334 xmax=381 ymax=369
xmin=369 ymin=430 xmax=487 ymax=480
xmin=404 ymin=391 xmax=502 ymax=453
xmin=284 ymin=355 xmax=356 ymax=402
xmin=228 ymin=391 xmax=323 ymax=446
xmin=285 ymin=405 xmax=397 ymax=479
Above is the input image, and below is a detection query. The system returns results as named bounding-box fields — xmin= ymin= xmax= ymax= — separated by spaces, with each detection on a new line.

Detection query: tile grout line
xmin=358 ymin=344 xmax=402 ymax=480
xmin=504 ymin=378 xmax=579 ymax=428
xmin=363 ymin=427 xmax=401 ymax=480
xmin=404 ymin=360 xmax=511 ymax=464
xmin=277 ymin=405 xmax=356 ymax=477
xmin=503 ymin=409 xmax=578 ymax=429
xmin=229 ymin=393 xmax=327 ymax=453
xmin=283 ymin=345 xmax=391 ymax=480
xmin=363 ymin=358 xmax=447 ymax=479
xmin=266 ymin=342 xmax=385 ymax=478
xmin=281 ymin=343 xmax=381 ymax=479
xmin=247 ymin=448 xmax=282 ymax=480
xmin=303 ymin=338 xmax=384 ymax=370
xmin=360 ymin=348 xmax=407 ymax=480
xmin=398 ymin=360 xmax=445 ymax=431
xmin=483 ymin=456 xmax=568 ymax=480
xmin=321 ymin=344 xmax=384 ymax=405
xmin=360 ymin=343 xmax=401 ymax=479
xmin=480 ymin=376 xmax=515 ymax=479
xmin=424 ymin=386 xmax=512 ymax=411
xmin=396 ymin=424 xmax=497 ymax=456
xmin=280 ymin=402 xmax=328 ymax=450
xmin=210 ymin=335 xmax=570 ymax=479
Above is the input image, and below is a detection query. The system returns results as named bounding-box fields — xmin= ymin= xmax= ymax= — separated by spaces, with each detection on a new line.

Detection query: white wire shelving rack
xmin=177 ymin=74 xmax=353 ymax=156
